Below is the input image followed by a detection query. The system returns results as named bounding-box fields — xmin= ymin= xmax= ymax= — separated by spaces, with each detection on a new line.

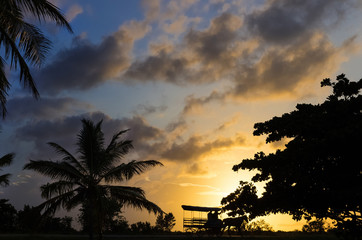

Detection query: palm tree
xmin=0 ymin=152 xmax=14 ymax=186
xmin=24 ymin=119 xmax=163 ymax=240
xmin=0 ymin=0 xmax=72 ymax=117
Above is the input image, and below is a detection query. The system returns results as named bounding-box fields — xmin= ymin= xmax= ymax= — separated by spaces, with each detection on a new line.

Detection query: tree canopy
xmin=231 ymin=74 xmax=362 ymax=236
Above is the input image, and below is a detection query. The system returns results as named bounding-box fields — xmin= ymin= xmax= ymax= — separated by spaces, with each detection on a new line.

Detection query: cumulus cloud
xmin=246 ymin=0 xmax=360 ymax=44
xmin=230 ymin=33 xmax=358 ymax=98
xmin=123 ymin=51 xmax=191 ymax=84
xmin=36 ymin=20 xmax=150 ymax=95
xmin=124 ymin=12 xmax=244 ymax=85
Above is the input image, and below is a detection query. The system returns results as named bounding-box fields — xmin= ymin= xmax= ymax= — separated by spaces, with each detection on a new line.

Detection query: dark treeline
xmin=0 ymin=199 xmax=75 ymax=234
xmin=0 ymin=198 xmax=176 ymax=235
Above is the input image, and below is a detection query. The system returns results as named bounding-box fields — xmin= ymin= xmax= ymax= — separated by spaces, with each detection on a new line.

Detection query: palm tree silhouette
xmin=0 ymin=0 xmax=72 ymax=117
xmin=24 ymin=119 xmax=163 ymax=239
xmin=0 ymin=152 xmax=14 ymax=186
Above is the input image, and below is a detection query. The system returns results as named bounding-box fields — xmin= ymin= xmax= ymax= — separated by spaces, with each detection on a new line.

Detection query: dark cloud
xmin=185 ymin=13 xmax=241 ymax=65
xmin=161 ymin=134 xmax=245 ymax=162
xmin=123 ymin=50 xmax=191 ymax=84
xmin=123 ymin=12 xmax=243 ymax=85
xmin=36 ymin=33 xmax=130 ymax=95
xmin=34 ymin=18 xmax=153 ymax=96
xmin=14 ymin=111 xmax=163 ymax=159
xmin=246 ymin=0 xmax=359 ymax=44
xmin=5 ymin=97 xmax=91 ymax=122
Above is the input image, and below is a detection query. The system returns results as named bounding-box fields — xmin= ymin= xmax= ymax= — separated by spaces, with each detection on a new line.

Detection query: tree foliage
xmin=246 ymin=219 xmax=273 ymax=232
xmin=155 ymin=212 xmax=176 ymax=232
xmin=302 ymin=219 xmax=330 ymax=233
xmin=0 ymin=199 xmax=17 ymax=232
xmin=232 ymin=74 xmax=362 ymax=236
xmin=0 ymin=0 xmax=72 ymax=117
xmin=24 ymin=119 xmax=163 ymax=240
xmin=0 ymin=152 xmax=14 ymax=186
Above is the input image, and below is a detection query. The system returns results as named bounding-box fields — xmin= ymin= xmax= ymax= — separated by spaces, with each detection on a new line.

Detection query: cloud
xmin=123 ymin=12 xmax=244 ymax=85
xmin=185 ymin=13 xmax=242 ymax=66
xmin=65 ymin=4 xmax=83 ymax=22
xmin=230 ymin=33 xmax=358 ymax=98
xmin=13 ymin=111 xmax=163 ymax=160
xmin=182 ymin=91 xmax=225 ymax=115
xmin=179 ymin=182 xmax=218 ymax=190
xmin=186 ymin=163 xmax=208 ymax=175
xmin=123 ymin=51 xmax=191 ymax=85
xmin=142 ymin=0 xmax=198 ymax=23
xmin=216 ymin=114 xmax=240 ymax=132
xmin=5 ymin=97 xmax=91 ymax=122
xmin=133 ymin=104 xmax=167 ymax=116
xmin=161 ymin=133 xmax=246 ymax=162
xmin=246 ymin=0 xmax=360 ymax=44
xmin=125 ymin=0 xmax=361 ymax=114
xmin=36 ymin=20 xmax=150 ymax=95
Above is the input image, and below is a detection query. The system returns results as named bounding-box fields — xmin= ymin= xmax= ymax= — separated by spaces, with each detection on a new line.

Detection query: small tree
xmin=246 ymin=219 xmax=273 ymax=232
xmin=221 ymin=181 xmax=259 ymax=234
xmin=0 ymin=199 xmax=17 ymax=233
xmin=130 ymin=221 xmax=152 ymax=233
xmin=302 ymin=219 xmax=328 ymax=233
xmin=155 ymin=212 xmax=176 ymax=232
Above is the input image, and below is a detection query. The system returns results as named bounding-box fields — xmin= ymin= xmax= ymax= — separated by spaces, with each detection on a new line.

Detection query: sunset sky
xmin=1 ymin=0 xmax=362 ymax=232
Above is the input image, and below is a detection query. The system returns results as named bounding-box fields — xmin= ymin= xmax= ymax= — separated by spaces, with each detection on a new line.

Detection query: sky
xmin=1 ymin=0 xmax=362 ymax=232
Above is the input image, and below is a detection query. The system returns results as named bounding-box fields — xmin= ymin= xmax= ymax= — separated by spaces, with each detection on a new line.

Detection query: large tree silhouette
xmin=24 ymin=119 xmax=163 ymax=240
xmin=0 ymin=0 xmax=72 ymax=117
xmin=232 ymin=74 xmax=362 ymax=237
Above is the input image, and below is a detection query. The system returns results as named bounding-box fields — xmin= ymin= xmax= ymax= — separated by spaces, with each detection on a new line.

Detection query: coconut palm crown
xmin=24 ymin=119 xmax=163 ymax=238
xmin=0 ymin=0 xmax=73 ymax=117
xmin=0 ymin=152 xmax=14 ymax=186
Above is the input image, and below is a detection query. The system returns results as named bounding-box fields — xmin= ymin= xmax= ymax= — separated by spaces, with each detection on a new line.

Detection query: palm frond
xmin=106 ymin=185 xmax=163 ymax=215
xmin=48 ymin=142 xmax=87 ymax=175
xmin=98 ymin=130 xmax=133 ymax=170
xmin=0 ymin=58 xmax=10 ymax=117
xmin=18 ymin=22 xmax=50 ymax=66
xmin=0 ymin=173 xmax=11 ymax=186
xmin=40 ymin=180 xmax=78 ymax=199
xmin=14 ymin=0 xmax=73 ymax=33
xmin=24 ymin=160 xmax=83 ymax=181
xmin=102 ymin=160 xmax=163 ymax=183
xmin=0 ymin=153 xmax=14 ymax=167
xmin=1 ymin=3 xmax=50 ymax=66
xmin=37 ymin=189 xmax=78 ymax=216
xmin=77 ymin=119 xmax=105 ymax=173
xmin=0 ymin=23 xmax=39 ymax=98
xmin=63 ymin=188 xmax=87 ymax=211
xmin=98 ymin=138 xmax=133 ymax=175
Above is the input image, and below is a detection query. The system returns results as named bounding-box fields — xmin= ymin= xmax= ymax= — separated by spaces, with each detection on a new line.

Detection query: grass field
xmin=0 ymin=232 xmax=340 ymax=240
